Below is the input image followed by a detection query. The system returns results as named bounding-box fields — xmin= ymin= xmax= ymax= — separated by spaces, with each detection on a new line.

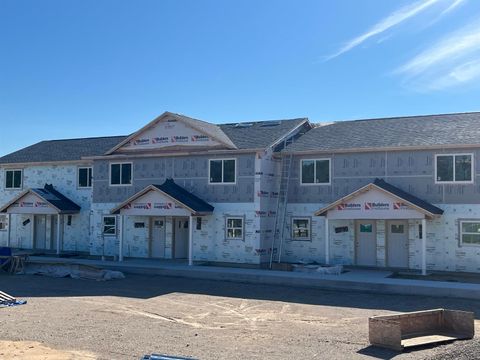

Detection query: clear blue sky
xmin=1 ymin=0 xmax=480 ymax=156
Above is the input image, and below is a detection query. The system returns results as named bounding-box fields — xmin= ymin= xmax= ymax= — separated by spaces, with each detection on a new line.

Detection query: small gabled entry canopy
xmin=315 ymin=178 xmax=443 ymax=220
xmin=0 ymin=184 xmax=81 ymax=215
xmin=111 ymin=179 xmax=214 ymax=216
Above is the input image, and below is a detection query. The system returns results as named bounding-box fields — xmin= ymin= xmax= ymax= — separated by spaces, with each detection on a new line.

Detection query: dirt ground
xmin=1 ymin=273 xmax=480 ymax=360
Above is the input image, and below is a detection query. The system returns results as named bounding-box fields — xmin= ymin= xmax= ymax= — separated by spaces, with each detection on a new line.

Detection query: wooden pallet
xmin=0 ymin=255 xmax=27 ymax=274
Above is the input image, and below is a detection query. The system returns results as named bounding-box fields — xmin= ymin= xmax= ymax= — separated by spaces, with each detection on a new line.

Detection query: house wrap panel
xmin=287 ymin=148 xmax=480 ymax=204
xmin=92 ymin=154 xmax=256 ymax=204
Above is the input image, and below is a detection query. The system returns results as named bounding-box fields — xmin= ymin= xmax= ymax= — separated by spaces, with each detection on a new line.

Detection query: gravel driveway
xmin=1 ymin=273 xmax=479 ymax=359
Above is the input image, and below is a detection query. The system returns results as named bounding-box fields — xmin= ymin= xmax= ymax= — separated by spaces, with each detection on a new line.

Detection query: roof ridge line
xmin=320 ymin=111 xmax=480 ymax=124
xmin=42 ymin=135 xmax=129 ymax=142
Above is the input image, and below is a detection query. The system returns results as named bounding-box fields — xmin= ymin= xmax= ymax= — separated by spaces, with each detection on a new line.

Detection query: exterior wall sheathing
xmin=279 ymin=203 xmax=480 ymax=273
xmin=0 ymin=165 xmax=92 ymax=252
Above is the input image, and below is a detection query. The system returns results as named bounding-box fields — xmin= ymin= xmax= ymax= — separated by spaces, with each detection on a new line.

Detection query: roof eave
xmin=0 ymin=160 xmax=93 ymax=167
xmin=283 ymin=143 xmax=480 ymax=155
xmin=83 ymin=148 xmax=262 ymax=161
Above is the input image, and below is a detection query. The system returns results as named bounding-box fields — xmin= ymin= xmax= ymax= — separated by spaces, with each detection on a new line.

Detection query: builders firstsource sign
xmin=327 ymin=188 xmax=424 ymax=220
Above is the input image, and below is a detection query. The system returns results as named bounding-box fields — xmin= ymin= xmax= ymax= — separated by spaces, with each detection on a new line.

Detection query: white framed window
xmin=0 ymin=215 xmax=7 ymax=231
xmin=5 ymin=169 xmax=22 ymax=189
xmin=225 ymin=217 xmax=243 ymax=240
xmin=292 ymin=217 xmax=311 ymax=240
xmin=78 ymin=167 xmax=93 ymax=188
xmin=300 ymin=159 xmax=330 ymax=185
xmin=460 ymin=220 xmax=480 ymax=246
xmin=435 ymin=154 xmax=473 ymax=184
xmin=110 ymin=163 xmax=132 ymax=186
xmin=103 ymin=216 xmax=116 ymax=236
xmin=209 ymin=159 xmax=236 ymax=184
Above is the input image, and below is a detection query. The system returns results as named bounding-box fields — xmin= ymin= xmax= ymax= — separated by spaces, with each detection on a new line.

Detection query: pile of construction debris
xmin=0 ymin=290 xmax=26 ymax=308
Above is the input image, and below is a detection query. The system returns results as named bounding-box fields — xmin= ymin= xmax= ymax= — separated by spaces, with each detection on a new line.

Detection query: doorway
xmin=49 ymin=215 xmax=58 ymax=252
xmin=34 ymin=215 xmax=47 ymax=250
xmin=174 ymin=217 xmax=189 ymax=259
xmin=355 ymin=220 xmax=377 ymax=266
xmin=387 ymin=220 xmax=409 ymax=268
xmin=150 ymin=217 xmax=166 ymax=258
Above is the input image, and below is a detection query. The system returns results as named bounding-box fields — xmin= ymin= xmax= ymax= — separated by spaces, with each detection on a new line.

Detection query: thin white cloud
xmin=396 ymin=21 xmax=480 ymax=90
xmin=439 ymin=0 xmax=466 ymax=16
xmin=427 ymin=59 xmax=480 ymax=90
xmin=326 ymin=0 xmax=442 ymax=60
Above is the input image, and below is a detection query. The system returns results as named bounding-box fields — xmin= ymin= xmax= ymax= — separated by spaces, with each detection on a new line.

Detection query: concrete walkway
xmin=26 ymin=256 xmax=480 ymax=300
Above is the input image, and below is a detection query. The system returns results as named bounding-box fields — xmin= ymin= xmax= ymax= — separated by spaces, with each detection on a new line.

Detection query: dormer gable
xmin=106 ymin=112 xmax=237 ymax=155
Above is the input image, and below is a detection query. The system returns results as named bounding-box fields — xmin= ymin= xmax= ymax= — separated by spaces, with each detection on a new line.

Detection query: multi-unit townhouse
xmin=0 ymin=111 xmax=479 ymax=274
xmin=280 ymin=112 xmax=480 ymax=274
xmin=0 ymin=112 xmax=310 ymax=266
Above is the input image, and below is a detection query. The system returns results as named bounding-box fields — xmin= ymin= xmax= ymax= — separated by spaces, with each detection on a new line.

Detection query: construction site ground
xmin=1 ymin=273 xmax=479 ymax=360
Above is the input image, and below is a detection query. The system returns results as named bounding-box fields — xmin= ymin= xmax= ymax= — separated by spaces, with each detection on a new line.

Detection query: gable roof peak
xmin=105 ymin=111 xmax=237 ymax=154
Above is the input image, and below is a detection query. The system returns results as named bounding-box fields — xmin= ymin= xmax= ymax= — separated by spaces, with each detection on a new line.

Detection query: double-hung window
xmin=103 ymin=216 xmax=116 ymax=235
xmin=209 ymin=159 xmax=235 ymax=184
xmin=226 ymin=217 xmax=243 ymax=240
xmin=110 ymin=163 xmax=132 ymax=186
xmin=78 ymin=167 xmax=93 ymax=188
xmin=292 ymin=217 xmax=311 ymax=240
xmin=5 ymin=169 xmax=22 ymax=189
xmin=301 ymin=159 xmax=330 ymax=184
xmin=460 ymin=220 xmax=480 ymax=246
xmin=435 ymin=154 xmax=473 ymax=183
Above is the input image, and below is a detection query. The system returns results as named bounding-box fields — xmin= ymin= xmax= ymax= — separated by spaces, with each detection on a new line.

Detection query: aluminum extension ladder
xmin=269 ymin=152 xmax=293 ymax=268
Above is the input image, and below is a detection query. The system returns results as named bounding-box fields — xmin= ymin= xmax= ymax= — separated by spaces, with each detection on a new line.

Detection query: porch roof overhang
xmin=0 ymin=184 xmax=81 ymax=215
xmin=111 ymin=179 xmax=214 ymax=216
xmin=314 ymin=178 xmax=443 ymax=220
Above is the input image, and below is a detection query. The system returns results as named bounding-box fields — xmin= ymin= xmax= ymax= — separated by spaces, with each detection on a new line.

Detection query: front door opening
xmin=387 ymin=220 xmax=409 ymax=268
xmin=151 ymin=217 xmax=166 ymax=258
xmin=34 ymin=215 xmax=47 ymax=250
xmin=355 ymin=220 xmax=376 ymax=266
xmin=174 ymin=217 xmax=189 ymax=259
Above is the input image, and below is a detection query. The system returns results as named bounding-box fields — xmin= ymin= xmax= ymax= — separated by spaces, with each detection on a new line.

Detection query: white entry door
xmin=174 ymin=217 xmax=189 ymax=259
xmin=34 ymin=215 xmax=47 ymax=250
xmin=387 ymin=220 xmax=409 ymax=268
xmin=151 ymin=217 xmax=166 ymax=258
xmin=355 ymin=220 xmax=377 ymax=266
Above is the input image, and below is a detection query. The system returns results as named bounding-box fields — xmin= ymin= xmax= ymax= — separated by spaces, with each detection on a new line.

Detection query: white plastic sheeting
xmin=23 ymin=263 xmax=125 ymax=281
xmin=292 ymin=264 xmax=343 ymax=275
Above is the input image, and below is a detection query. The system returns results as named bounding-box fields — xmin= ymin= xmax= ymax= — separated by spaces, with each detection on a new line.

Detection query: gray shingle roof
xmin=31 ymin=184 xmax=82 ymax=213
xmin=0 ymin=184 xmax=81 ymax=214
xmin=219 ymin=118 xmax=307 ymax=149
xmin=153 ymin=179 xmax=214 ymax=213
xmin=0 ymin=136 xmax=128 ymax=164
xmin=373 ymin=178 xmax=443 ymax=215
xmin=285 ymin=112 xmax=480 ymax=153
xmin=0 ymin=116 xmax=308 ymax=164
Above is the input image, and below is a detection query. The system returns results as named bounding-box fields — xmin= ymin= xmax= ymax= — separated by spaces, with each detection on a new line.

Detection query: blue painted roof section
xmin=154 ymin=179 xmax=214 ymax=213
xmin=373 ymin=178 xmax=443 ymax=215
